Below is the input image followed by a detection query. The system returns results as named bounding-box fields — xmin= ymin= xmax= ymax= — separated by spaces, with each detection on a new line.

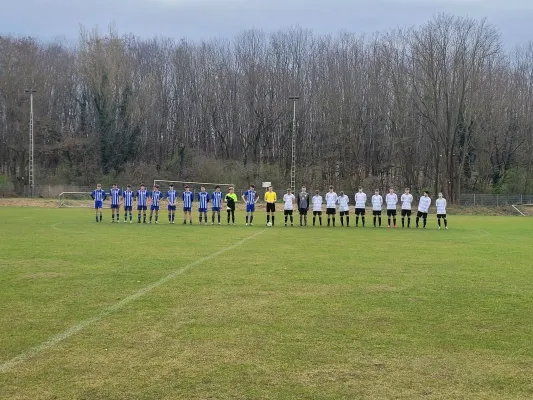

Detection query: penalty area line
xmin=0 ymin=229 xmax=266 ymax=373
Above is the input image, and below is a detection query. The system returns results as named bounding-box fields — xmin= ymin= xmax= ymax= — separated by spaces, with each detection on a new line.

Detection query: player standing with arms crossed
xmin=166 ymin=184 xmax=177 ymax=224
xmin=211 ymin=186 xmax=223 ymax=225
xmin=386 ymin=188 xmax=398 ymax=228
xmin=182 ymin=185 xmax=194 ymax=225
xmin=401 ymin=188 xmax=413 ymax=228
xmin=136 ymin=184 xmax=148 ymax=223
xmin=225 ymin=187 xmax=238 ymax=225
xmin=338 ymin=191 xmax=350 ymax=227
xmin=91 ymin=183 xmax=107 ymax=222
xmin=242 ymin=184 xmax=258 ymax=226
xmin=283 ymin=188 xmax=296 ymax=227
xmin=198 ymin=186 xmax=210 ymax=225
xmin=416 ymin=191 xmax=431 ymax=228
xmin=123 ymin=185 xmax=134 ymax=223
xmin=354 ymin=187 xmax=367 ymax=227
xmin=325 ymin=186 xmax=338 ymax=227
xmin=149 ymin=185 xmax=162 ymax=224
xmin=297 ymin=186 xmax=310 ymax=227
xmin=312 ymin=190 xmax=323 ymax=227
xmin=109 ymin=183 xmax=121 ymax=223
xmin=265 ymin=186 xmax=277 ymax=226
xmin=371 ymin=189 xmax=383 ymax=227
xmin=436 ymin=192 xmax=448 ymax=230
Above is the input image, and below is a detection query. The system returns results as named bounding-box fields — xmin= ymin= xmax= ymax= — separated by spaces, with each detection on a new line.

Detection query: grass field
xmin=1 ymin=207 xmax=532 ymax=399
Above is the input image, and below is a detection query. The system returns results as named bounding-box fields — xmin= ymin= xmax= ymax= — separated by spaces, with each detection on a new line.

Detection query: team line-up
xmin=90 ymin=183 xmax=450 ymax=229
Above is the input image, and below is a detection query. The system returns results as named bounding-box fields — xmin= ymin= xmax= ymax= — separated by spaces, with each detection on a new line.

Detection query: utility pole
xmin=289 ymin=96 xmax=299 ymax=193
xmin=25 ymin=89 xmax=37 ymax=197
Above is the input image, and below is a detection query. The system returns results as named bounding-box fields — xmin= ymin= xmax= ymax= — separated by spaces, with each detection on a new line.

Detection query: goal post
xmin=512 ymin=204 xmax=533 ymax=216
xmin=58 ymin=192 xmax=94 ymax=208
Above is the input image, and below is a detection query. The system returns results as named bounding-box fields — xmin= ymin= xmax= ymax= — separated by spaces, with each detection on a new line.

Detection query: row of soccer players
xmin=91 ymin=183 xmax=448 ymax=229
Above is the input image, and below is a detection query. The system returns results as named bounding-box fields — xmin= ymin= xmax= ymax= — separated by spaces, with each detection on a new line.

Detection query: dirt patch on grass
xmin=21 ymin=272 xmax=66 ymax=279
xmin=0 ymin=198 xmax=60 ymax=208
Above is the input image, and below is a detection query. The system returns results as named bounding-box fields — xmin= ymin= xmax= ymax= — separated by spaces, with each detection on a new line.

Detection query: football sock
xmin=169 ymin=213 xmax=172 ymax=222
xmin=199 ymin=216 xmax=202 ymax=224
xmin=290 ymin=216 xmax=293 ymax=224
xmin=356 ymin=216 xmax=359 ymax=226
xmin=143 ymin=215 xmax=146 ymax=223
xmin=267 ymin=215 xmax=270 ymax=223
xmin=327 ymin=217 xmax=330 ymax=226
xmin=227 ymin=211 xmax=231 ymax=224
xmin=393 ymin=218 xmax=396 ymax=226
xmin=246 ymin=216 xmax=249 ymax=224
xmin=155 ymin=215 xmax=158 ymax=222
xmin=232 ymin=212 xmax=235 ymax=223
xmin=408 ymin=217 xmax=411 ymax=228
xmin=99 ymin=213 xmax=102 ymax=222
xmin=388 ymin=217 xmax=391 ymax=226
xmin=285 ymin=215 xmax=288 ymax=224
xmin=362 ymin=217 xmax=365 ymax=227
xmin=319 ymin=217 xmax=322 ymax=226
xmin=423 ymin=217 xmax=427 ymax=228
xmin=250 ymin=215 xmax=253 ymax=224
xmin=300 ymin=215 xmax=303 ymax=225
xmin=218 ymin=213 xmax=221 ymax=223
xmin=130 ymin=212 xmax=133 ymax=221
xmin=373 ymin=216 xmax=376 ymax=227
xmin=95 ymin=215 xmax=98 ymax=222
xmin=272 ymin=216 xmax=275 ymax=226
xmin=402 ymin=217 xmax=404 ymax=227
xmin=332 ymin=217 xmax=335 ymax=226
xmin=112 ymin=214 xmax=115 ymax=222
xmin=379 ymin=217 xmax=382 ymax=227
xmin=346 ymin=216 xmax=350 ymax=227
xmin=416 ymin=217 xmax=419 ymax=227
xmin=150 ymin=215 xmax=153 ymax=222
xmin=304 ymin=215 xmax=307 ymax=225
xmin=444 ymin=218 xmax=448 ymax=227
xmin=313 ymin=216 xmax=316 ymax=226
xmin=340 ymin=216 xmax=344 ymax=226
xmin=117 ymin=213 xmax=119 ymax=221
xmin=438 ymin=218 xmax=441 ymax=227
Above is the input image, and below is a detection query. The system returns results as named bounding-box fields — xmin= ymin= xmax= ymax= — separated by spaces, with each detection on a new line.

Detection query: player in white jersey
xmin=385 ymin=188 xmax=398 ymax=228
xmin=354 ymin=187 xmax=367 ymax=227
xmin=436 ymin=192 xmax=448 ymax=230
xmin=283 ymin=188 xmax=296 ymax=227
xmin=312 ymin=190 xmax=323 ymax=226
xmin=325 ymin=186 xmax=338 ymax=227
xmin=416 ymin=191 xmax=431 ymax=228
xmin=338 ymin=191 xmax=350 ymax=227
xmin=371 ymin=189 xmax=383 ymax=227
xmin=400 ymin=187 xmax=414 ymax=228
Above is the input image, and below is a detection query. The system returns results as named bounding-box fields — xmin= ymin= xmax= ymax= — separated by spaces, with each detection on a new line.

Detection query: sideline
xmin=0 ymin=229 xmax=266 ymax=373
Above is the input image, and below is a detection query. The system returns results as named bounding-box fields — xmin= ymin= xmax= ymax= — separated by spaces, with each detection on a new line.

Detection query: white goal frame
xmin=512 ymin=203 xmax=533 ymax=216
xmin=153 ymin=180 xmax=236 ymax=189
xmin=58 ymin=191 xmax=93 ymax=208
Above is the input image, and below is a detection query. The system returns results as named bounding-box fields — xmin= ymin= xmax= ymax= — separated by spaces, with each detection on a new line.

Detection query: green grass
xmin=1 ymin=208 xmax=532 ymax=399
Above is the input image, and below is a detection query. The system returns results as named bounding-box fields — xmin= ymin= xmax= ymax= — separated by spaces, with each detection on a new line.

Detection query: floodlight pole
xmin=289 ymin=96 xmax=299 ymax=193
xmin=25 ymin=89 xmax=37 ymax=197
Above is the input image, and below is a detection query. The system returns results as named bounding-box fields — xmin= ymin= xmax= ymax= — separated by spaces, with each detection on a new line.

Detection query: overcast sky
xmin=1 ymin=0 xmax=532 ymax=47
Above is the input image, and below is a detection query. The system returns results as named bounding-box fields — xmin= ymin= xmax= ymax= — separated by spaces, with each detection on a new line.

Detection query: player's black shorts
xmin=313 ymin=211 xmax=322 ymax=216
xmin=437 ymin=214 xmax=447 ymax=218
xmin=387 ymin=209 xmax=397 ymax=216
xmin=401 ymin=209 xmax=412 ymax=217
xmin=299 ymin=208 xmax=308 ymax=215
xmin=355 ymin=208 xmax=365 ymax=215
xmin=326 ymin=208 xmax=336 ymax=215
xmin=339 ymin=211 xmax=349 ymax=216
xmin=266 ymin=203 xmax=275 ymax=212
xmin=417 ymin=211 xmax=428 ymax=218
xmin=284 ymin=210 xmax=293 ymax=216
xmin=372 ymin=210 xmax=382 ymax=216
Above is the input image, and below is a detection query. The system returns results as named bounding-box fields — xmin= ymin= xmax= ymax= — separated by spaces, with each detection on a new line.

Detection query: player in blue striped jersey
xmin=166 ymin=184 xmax=177 ymax=224
xmin=211 ymin=186 xmax=223 ymax=225
xmin=137 ymin=184 xmax=148 ymax=223
xmin=149 ymin=185 xmax=163 ymax=224
xmin=91 ymin=183 xmax=107 ymax=222
xmin=182 ymin=185 xmax=194 ymax=224
xmin=109 ymin=183 xmax=121 ymax=223
xmin=122 ymin=185 xmax=134 ymax=223
xmin=242 ymin=184 xmax=258 ymax=226
xmin=198 ymin=186 xmax=210 ymax=225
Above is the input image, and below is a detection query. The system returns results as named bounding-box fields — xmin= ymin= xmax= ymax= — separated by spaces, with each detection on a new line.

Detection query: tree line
xmin=1 ymin=14 xmax=532 ymax=201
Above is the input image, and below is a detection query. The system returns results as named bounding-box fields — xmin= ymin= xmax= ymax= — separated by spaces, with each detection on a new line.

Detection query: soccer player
xmin=264 ymin=186 xmax=277 ymax=226
xmin=283 ymin=188 xmax=296 ymax=227
xmin=401 ymin=187 xmax=414 ymax=228
xmin=211 ymin=186 xmax=223 ymax=225
xmin=123 ymin=185 xmax=134 ymax=223
xmin=166 ymin=184 xmax=177 ymax=224
xmin=225 ymin=186 xmax=238 ymax=225
xmin=149 ymin=185 xmax=162 ymax=224
xmin=109 ymin=183 xmax=121 ymax=223
xmin=386 ymin=188 xmax=398 ymax=228
xmin=136 ymin=184 xmax=148 ymax=223
xmin=297 ymin=186 xmax=310 ymax=226
xmin=338 ymin=191 xmax=350 ymax=227
xmin=182 ymin=185 xmax=194 ymax=224
xmin=416 ymin=191 xmax=431 ymax=228
xmin=354 ymin=187 xmax=367 ymax=227
xmin=325 ymin=186 xmax=338 ymax=227
xmin=91 ymin=183 xmax=107 ymax=222
xmin=198 ymin=186 xmax=210 ymax=225
xmin=242 ymin=184 xmax=258 ymax=226
xmin=371 ymin=189 xmax=383 ymax=227
xmin=436 ymin=192 xmax=448 ymax=230
xmin=312 ymin=190 xmax=323 ymax=226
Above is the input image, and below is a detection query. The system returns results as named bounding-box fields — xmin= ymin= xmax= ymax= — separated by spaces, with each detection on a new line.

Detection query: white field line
xmin=0 ymin=229 xmax=266 ymax=373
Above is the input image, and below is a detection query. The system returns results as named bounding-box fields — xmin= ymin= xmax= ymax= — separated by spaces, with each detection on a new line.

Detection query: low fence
xmin=458 ymin=194 xmax=533 ymax=206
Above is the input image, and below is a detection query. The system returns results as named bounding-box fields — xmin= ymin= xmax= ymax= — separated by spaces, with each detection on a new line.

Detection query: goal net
xmin=58 ymin=191 xmax=98 ymax=208
xmin=153 ymin=180 xmax=237 ymax=197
